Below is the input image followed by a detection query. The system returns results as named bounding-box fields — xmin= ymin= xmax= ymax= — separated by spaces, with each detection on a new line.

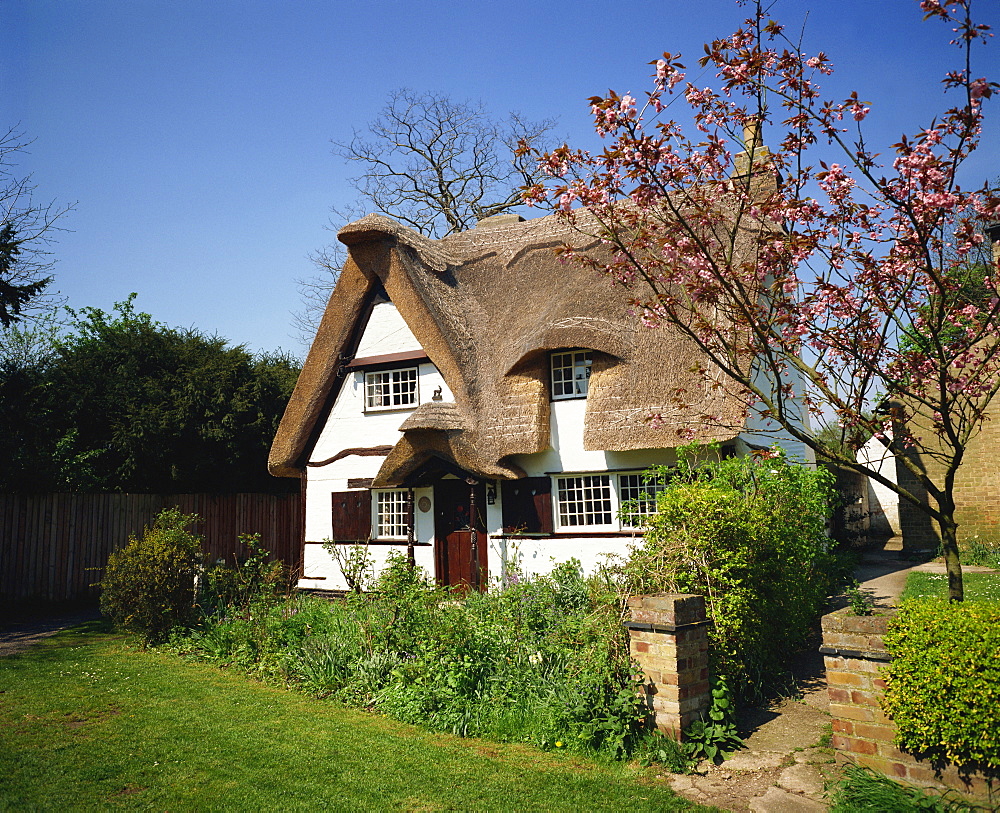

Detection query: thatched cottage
xmin=269 ymin=200 xmax=812 ymax=592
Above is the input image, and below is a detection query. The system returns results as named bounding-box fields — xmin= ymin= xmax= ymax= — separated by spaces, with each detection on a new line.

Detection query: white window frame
xmin=550 ymin=350 xmax=592 ymax=400
xmin=372 ymin=489 xmax=410 ymax=540
xmin=552 ymin=471 xmax=668 ymax=532
xmin=364 ymin=367 xmax=419 ymax=411
xmin=617 ymin=472 xmax=668 ymax=530
xmin=554 ymin=473 xmax=617 ymax=531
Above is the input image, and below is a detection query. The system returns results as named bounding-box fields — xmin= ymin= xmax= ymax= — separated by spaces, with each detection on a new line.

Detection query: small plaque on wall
xmin=347 ymin=478 xmax=374 ymax=489
xmin=417 ymin=496 xmax=432 ymax=513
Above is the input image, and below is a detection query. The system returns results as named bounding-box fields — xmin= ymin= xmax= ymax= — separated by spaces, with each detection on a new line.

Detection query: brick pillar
xmin=626 ymin=593 xmax=710 ymax=739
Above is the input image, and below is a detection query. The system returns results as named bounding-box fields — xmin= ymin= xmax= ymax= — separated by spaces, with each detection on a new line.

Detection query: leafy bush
xmin=882 ymin=599 xmax=1000 ymax=774
xmin=321 ymin=540 xmax=374 ymax=593
xmin=681 ymin=677 xmax=743 ymax=764
xmin=100 ymin=508 xmax=203 ymax=646
xmin=198 ymin=533 xmax=287 ymax=617
xmin=621 ymin=446 xmax=839 ymax=701
xmin=845 ymin=581 xmax=876 ymax=616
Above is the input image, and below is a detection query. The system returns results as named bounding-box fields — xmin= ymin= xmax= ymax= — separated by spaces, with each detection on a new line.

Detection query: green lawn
xmin=0 ymin=621 xmax=707 ymax=812
xmin=900 ymin=570 xmax=1000 ymax=602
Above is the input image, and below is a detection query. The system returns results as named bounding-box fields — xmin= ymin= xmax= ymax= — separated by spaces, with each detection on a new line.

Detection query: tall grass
xmin=170 ymin=554 xmax=648 ymax=759
xmin=829 ymin=765 xmax=977 ymax=812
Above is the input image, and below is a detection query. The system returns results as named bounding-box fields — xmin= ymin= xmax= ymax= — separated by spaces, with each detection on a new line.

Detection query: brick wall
xmin=821 ymin=607 xmax=992 ymax=802
xmin=626 ymin=593 xmax=710 ymax=739
xmin=896 ymin=395 xmax=1000 ymax=548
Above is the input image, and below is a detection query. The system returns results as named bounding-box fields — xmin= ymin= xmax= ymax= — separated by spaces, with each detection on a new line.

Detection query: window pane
xmin=557 ymin=474 xmax=612 ymax=527
xmin=365 ymin=368 xmax=418 ymax=409
xmin=619 ymin=473 xmax=667 ymax=529
xmin=551 ymin=350 xmax=592 ymax=399
xmin=376 ymin=490 xmax=409 ymax=538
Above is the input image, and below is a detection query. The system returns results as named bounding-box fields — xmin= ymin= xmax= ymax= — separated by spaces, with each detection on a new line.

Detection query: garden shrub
xmin=100 ymin=508 xmax=203 ymax=646
xmin=172 ymin=555 xmax=654 ymax=761
xmin=621 ymin=445 xmax=838 ymax=701
xmin=321 ymin=540 xmax=373 ymax=593
xmin=882 ymin=599 xmax=1000 ymax=774
xmin=198 ymin=533 xmax=287 ymax=617
xmin=681 ymin=676 xmax=743 ymax=763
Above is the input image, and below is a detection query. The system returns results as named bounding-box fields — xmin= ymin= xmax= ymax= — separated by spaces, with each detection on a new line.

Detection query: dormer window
xmin=551 ymin=350 xmax=592 ymax=400
xmin=365 ymin=367 xmax=418 ymax=411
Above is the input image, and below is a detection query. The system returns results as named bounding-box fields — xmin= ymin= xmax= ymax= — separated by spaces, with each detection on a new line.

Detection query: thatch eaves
xmin=269 ymin=208 xmax=752 ymax=484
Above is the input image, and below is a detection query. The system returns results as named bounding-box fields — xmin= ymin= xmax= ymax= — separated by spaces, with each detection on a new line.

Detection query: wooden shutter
xmin=500 ymin=477 xmax=553 ymax=534
xmin=330 ymin=490 xmax=372 ymax=542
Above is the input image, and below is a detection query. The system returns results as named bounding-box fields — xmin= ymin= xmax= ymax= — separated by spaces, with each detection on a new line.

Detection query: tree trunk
xmin=937 ymin=512 xmax=964 ymax=603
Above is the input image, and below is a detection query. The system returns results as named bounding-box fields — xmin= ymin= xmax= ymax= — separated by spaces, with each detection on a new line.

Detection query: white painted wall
xmin=740 ymin=362 xmax=816 ymax=464
xmin=301 ymin=485 xmax=436 ymax=591
xmin=300 ymin=300 xmax=452 ymax=591
xmin=486 ymin=533 xmax=643 ymax=585
xmin=492 ymin=397 xmax=676 ymax=582
xmin=355 ymin=300 xmax=423 ymax=356
xmin=515 ymin=398 xmax=676 ymax=476
xmin=858 ymin=433 xmax=901 ymax=537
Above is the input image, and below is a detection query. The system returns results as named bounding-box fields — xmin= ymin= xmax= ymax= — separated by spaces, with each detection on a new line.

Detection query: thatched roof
xmin=269 ymin=208 xmax=754 ymax=485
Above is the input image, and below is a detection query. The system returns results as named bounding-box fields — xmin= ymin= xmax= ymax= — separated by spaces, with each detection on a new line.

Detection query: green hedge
xmin=622 ymin=446 xmax=838 ymax=701
xmin=882 ymin=600 xmax=1000 ymax=773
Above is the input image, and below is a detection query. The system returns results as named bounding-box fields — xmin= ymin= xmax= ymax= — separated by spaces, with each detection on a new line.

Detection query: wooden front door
xmin=433 ymin=478 xmax=488 ymax=590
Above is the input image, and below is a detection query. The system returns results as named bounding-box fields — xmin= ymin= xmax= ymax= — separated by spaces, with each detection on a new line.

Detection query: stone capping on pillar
xmin=821 ymin=607 xmax=993 ymax=804
xmin=626 ymin=593 xmax=711 ymax=740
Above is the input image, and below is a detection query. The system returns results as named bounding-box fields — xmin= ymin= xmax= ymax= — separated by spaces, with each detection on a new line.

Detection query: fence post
xmin=626 ymin=593 xmax=711 ymax=739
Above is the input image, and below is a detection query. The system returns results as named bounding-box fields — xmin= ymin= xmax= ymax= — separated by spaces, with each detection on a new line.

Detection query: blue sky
xmin=4 ymin=0 xmax=998 ymax=355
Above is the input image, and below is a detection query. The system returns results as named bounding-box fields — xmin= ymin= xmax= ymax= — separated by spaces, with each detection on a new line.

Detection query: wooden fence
xmin=0 ymin=492 xmax=302 ymax=603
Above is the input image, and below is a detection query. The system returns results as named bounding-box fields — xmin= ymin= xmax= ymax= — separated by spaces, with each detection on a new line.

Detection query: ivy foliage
xmin=99 ymin=508 xmax=203 ymax=646
xmin=681 ymin=677 xmax=743 ymax=764
xmin=882 ymin=599 xmax=1000 ymax=774
xmin=622 ymin=445 xmax=839 ymax=701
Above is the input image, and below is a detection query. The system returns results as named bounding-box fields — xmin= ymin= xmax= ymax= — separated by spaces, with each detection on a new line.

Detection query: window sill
xmin=493 ymin=531 xmax=644 ymax=539
xmin=363 ymin=406 xmax=418 ymax=414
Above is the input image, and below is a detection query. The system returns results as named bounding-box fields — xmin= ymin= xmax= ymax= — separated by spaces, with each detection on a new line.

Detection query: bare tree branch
xmin=332 ymin=88 xmax=556 ymax=238
xmin=0 ymin=127 xmax=74 ymax=326
xmin=293 ymin=90 xmax=556 ymax=345
xmin=291 ymin=242 xmax=346 ymax=347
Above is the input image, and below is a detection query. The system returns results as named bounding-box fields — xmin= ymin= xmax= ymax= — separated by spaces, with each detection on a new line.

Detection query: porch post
xmin=466 ymin=478 xmax=480 ymax=590
xmin=406 ymin=488 xmax=415 ymax=569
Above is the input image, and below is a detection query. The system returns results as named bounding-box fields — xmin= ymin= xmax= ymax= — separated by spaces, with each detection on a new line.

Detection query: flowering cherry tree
xmin=525 ymin=0 xmax=998 ymax=601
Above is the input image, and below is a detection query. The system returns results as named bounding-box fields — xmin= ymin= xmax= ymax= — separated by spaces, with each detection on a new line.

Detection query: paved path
xmin=0 ymin=604 xmax=102 ymax=657
xmin=664 ymin=548 xmax=925 ymax=812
